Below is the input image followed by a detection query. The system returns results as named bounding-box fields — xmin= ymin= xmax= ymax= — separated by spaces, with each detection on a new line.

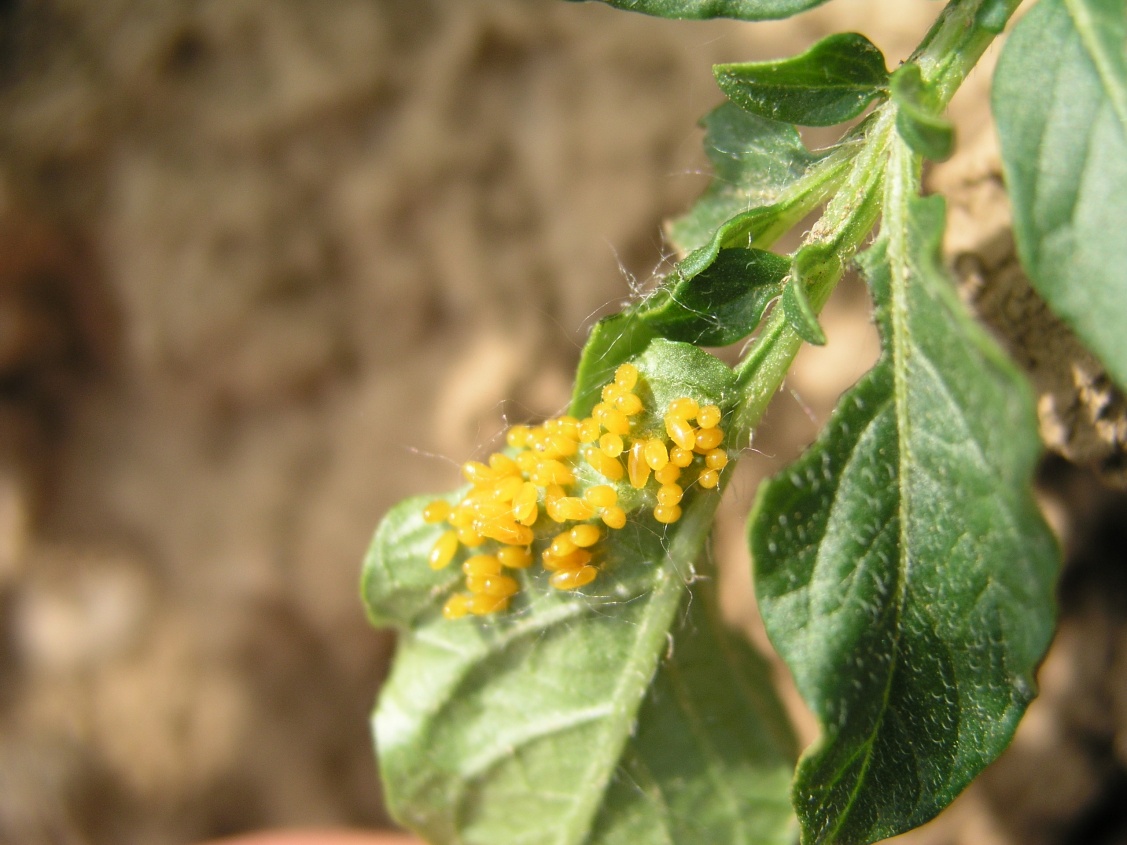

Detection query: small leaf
xmin=367 ymin=341 xmax=747 ymax=845
xmin=715 ymin=33 xmax=888 ymax=127
xmin=750 ymin=191 xmax=1058 ymax=844
xmin=889 ymin=64 xmax=954 ymax=161
xmin=561 ymin=0 xmax=832 ymax=22
xmin=668 ymin=102 xmax=838 ymax=259
xmin=637 ymin=247 xmax=788 ymax=346
xmin=780 ymin=245 xmax=839 ymax=346
xmin=994 ymin=0 xmax=1127 ymax=389
xmin=780 ymin=280 xmax=824 ymax=345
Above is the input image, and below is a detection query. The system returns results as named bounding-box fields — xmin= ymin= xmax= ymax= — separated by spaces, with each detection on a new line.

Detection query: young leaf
xmin=589 ymin=580 xmax=798 ymax=845
xmin=637 ymin=247 xmax=788 ymax=346
xmin=367 ymin=340 xmax=745 ymax=845
xmin=779 ymin=245 xmax=840 ymax=346
xmin=889 ymin=64 xmax=954 ymax=161
xmin=994 ymin=0 xmax=1127 ymax=389
xmin=667 ymin=102 xmax=838 ymax=259
xmin=749 ymin=189 xmax=1058 ymax=844
xmin=715 ymin=33 xmax=888 ymax=127
xmin=561 ymin=0 xmax=831 ymax=22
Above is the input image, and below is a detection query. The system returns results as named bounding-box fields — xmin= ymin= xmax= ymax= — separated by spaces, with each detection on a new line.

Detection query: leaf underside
xmin=366 ymin=340 xmax=796 ymax=845
xmin=562 ymin=0 xmax=831 ymax=21
xmin=994 ymin=0 xmax=1127 ymax=388
xmin=750 ymin=194 xmax=1058 ymax=844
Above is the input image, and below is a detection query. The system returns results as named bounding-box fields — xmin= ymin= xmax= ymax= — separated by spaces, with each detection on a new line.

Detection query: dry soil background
xmin=1 ymin=2 xmax=1125 ymax=844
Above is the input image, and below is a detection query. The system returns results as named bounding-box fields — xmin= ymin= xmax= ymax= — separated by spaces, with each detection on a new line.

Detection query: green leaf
xmin=571 ymin=312 xmax=659 ymax=418
xmin=889 ymin=64 xmax=954 ymax=161
xmin=749 ymin=188 xmax=1059 ymax=844
xmin=668 ymin=102 xmax=840 ymax=260
xmin=362 ymin=492 xmax=465 ymax=630
xmin=715 ymin=33 xmax=888 ymax=127
xmin=637 ymin=247 xmax=788 ymax=346
xmin=994 ymin=0 xmax=1127 ymax=389
xmin=779 ymin=245 xmax=840 ymax=346
xmin=590 ymin=580 xmax=798 ymax=845
xmin=561 ymin=0 xmax=831 ymax=22
xmin=367 ymin=340 xmax=754 ymax=845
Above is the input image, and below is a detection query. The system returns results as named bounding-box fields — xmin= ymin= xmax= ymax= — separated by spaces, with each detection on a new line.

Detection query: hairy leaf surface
xmin=715 ymin=33 xmax=887 ymax=126
xmin=994 ymin=0 xmax=1127 ymax=388
xmin=562 ymin=0 xmax=831 ymax=21
xmin=750 ymin=189 xmax=1058 ymax=844
xmin=589 ymin=581 xmax=798 ymax=845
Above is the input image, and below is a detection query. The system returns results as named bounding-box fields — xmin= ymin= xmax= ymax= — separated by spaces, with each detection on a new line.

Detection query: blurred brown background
xmin=1 ymin=1 xmax=1125 ymax=844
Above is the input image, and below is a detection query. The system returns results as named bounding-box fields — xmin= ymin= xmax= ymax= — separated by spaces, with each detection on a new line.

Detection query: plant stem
xmin=727 ymin=0 xmax=1019 ymax=446
xmin=730 ymin=110 xmax=893 ymax=442
xmin=912 ymin=0 xmax=1024 ymax=106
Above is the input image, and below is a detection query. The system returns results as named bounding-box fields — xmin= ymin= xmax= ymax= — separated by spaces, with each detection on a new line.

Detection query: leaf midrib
xmin=821 ymin=142 xmax=916 ymax=844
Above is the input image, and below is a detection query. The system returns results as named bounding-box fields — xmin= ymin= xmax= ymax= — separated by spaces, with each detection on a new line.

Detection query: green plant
xmin=361 ymin=1 xmax=1127 ymax=843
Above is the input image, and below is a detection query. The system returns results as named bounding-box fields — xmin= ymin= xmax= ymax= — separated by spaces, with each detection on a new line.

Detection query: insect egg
xmin=599 ymin=432 xmax=624 ymax=457
xmin=643 ymin=438 xmax=669 ymax=471
xmin=615 ymin=392 xmax=643 ymax=415
xmin=549 ymin=565 xmax=598 ymax=590
xmin=443 ymin=593 xmax=472 ymax=620
xmin=583 ymin=484 xmax=618 ymax=509
xmin=694 ymin=427 xmax=724 ymax=451
xmin=705 ymin=448 xmax=729 ymax=471
xmin=422 ymin=500 xmax=451 ymax=524
xmin=497 ymin=545 xmax=533 ymax=569
xmin=628 ymin=441 xmax=651 ymax=488
xmin=696 ymin=405 xmax=722 ymax=429
xmin=669 ymin=446 xmax=694 ymax=468
xmin=469 ymin=594 xmax=509 ymax=615
xmin=429 ymin=530 xmax=459 ymax=570
xmin=614 ymin=362 xmax=639 ymax=391
xmin=569 ymin=523 xmax=601 ymax=548
xmin=664 ymin=414 xmax=696 ymax=452
xmin=601 ymin=505 xmax=627 ymax=529
xmin=462 ymin=554 xmax=503 ymax=576
xmin=698 ymin=469 xmax=720 ymax=489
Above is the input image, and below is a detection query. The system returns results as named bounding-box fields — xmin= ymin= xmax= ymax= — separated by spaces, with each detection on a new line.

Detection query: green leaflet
xmin=749 ymin=180 xmax=1059 ymax=844
xmin=715 ymin=33 xmax=888 ymax=127
xmin=889 ymin=64 xmax=954 ymax=161
xmin=667 ymin=103 xmax=845 ymax=262
xmin=561 ymin=0 xmax=831 ymax=21
xmin=637 ymin=248 xmax=789 ymax=346
xmin=994 ymin=0 xmax=1127 ymax=389
xmin=369 ymin=340 xmax=801 ymax=845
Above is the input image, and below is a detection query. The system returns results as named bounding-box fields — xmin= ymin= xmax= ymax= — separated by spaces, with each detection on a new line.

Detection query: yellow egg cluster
xmin=423 ymin=362 xmax=729 ymax=619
